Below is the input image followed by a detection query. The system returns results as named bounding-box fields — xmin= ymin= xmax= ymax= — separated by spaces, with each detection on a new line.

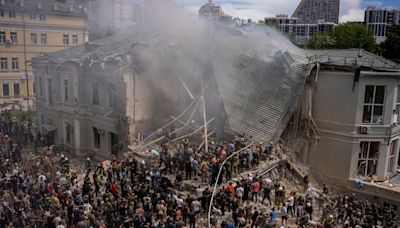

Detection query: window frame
xmin=8 ymin=11 xmax=16 ymax=18
xmin=72 ymin=34 xmax=78 ymax=45
xmin=388 ymin=140 xmax=397 ymax=174
xmin=64 ymin=121 xmax=71 ymax=145
xmin=11 ymin=57 xmax=18 ymax=71
xmin=357 ymin=141 xmax=380 ymax=178
xmin=2 ymin=82 xmax=9 ymax=97
xmin=63 ymin=79 xmax=69 ymax=102
xmin=39 ymin=14 xmax=46 ymax=21
xmin=10 ymin=32 xmax=17 ymax=44
xmin=40 ymin=33 xmax=47 ymax=45
xmin=362 ymin=85 xmax=385 ymax=124
xmin=13 ymin=82 xmax=20 ymax=97
xmin=93 ymin=127 xmax=101 ymax=149
xmin=30 ymin=33 xmax=37 ymax=45
xmin=0 ymin=31 xmax=6 ymax=44
xmin=63 ymin=34 xmax=69 ymax=45
xmin=0 ymin=57 xmax=8 ymax=71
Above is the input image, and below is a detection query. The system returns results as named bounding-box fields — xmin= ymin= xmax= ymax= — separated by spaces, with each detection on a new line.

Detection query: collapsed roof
xmin=33 ymin=20 xmax=400 ymax=143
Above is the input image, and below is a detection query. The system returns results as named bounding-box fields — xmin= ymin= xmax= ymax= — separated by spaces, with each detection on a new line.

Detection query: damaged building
xmin=32 ymin=19 xmax=400 ymax=208
xmin=32 ymin=23 xmax=307 ymax=161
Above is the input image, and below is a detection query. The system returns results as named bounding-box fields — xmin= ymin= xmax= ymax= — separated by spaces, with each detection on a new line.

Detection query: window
xmin=92 ymin=82 xmax=99 ymax=105
xmin=388 ymin=140 xmax=397 ymax=173
xmin=39 ymin=14 xmax=46 ymax=21
xmin=8 ymin=11 xmax=16 ymax=18
xmin=63 ymin=34 xmax=69 ymax=45
xmin=65 ymin=122 xmax=71 ymax=145
xmin=0 ymin=10 xmax=4 ymax=17
xmin=93 ymin=127 xmax=100 ymax=149
xmin=30 ymin=13 xmax=36 ymax=19
xmin=13 ymin=82 xmax=20 ymax=97
xmin=11 ymin=58 xmax=18 ymax=71
xmin=40 ymin=33 xmax=47 ymax=45
xmin=363 ymin=85 xmax=385 ymax=124
xmin=63 ymin=79 xmax=69 ymax=102
xmin=30 ymin=33 xmax=37 ymax=45
xmin=0 ymin=31 xmax=5 ymax=44
xmin=358 ymin=142 xmax=380 ymax=177
xmin=72 ymin=34 xmax=78 ymax=45
xmin=47 ymin=78 xmax=53 ymax=104
xmin=108 ymin=84 xmax=116 ymax=107
xmin=2 ymin=83 xmax=9 ymax=96
xmin=10 ymin=32 xmax=17 ymax=44
xmin=38 ymin=77 xmax=43 ymax=97
xmin=0 ymin=57 xmax=8 ymax=70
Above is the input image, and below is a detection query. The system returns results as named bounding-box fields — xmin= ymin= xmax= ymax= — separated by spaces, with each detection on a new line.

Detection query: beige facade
xmin=0 ymin=0 xmax=87 ymax=103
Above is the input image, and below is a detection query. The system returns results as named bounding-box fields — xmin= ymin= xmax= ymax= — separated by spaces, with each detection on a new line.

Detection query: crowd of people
xmin=0 ymin=109 xmax=399 ymax=227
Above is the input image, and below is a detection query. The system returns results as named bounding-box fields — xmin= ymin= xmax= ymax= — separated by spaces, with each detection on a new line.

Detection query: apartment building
xmin=365 ymin=6 xmax=400 ymax=44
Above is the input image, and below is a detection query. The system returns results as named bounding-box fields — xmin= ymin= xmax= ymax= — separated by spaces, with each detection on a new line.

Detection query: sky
xmin=178 ymin=0 xmax=400 ymax=22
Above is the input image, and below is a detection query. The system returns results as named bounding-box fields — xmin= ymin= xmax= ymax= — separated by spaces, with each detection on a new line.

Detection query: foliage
xmin=307 ymin=33 xmax=332 ymax=49
xmin=381 ymin=25 xmax=400 ymax=63
xmin=307 ymin=23 xmax=376 ymax=52
xmin=11 ymin=110 xmax=35 ymax=122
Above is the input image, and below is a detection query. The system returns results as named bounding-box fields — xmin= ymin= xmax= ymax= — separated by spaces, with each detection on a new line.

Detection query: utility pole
xmin=201 ymin=80 xmax=208 ymax=154
xmin=22 ymin=5 xmax=30 ymax=110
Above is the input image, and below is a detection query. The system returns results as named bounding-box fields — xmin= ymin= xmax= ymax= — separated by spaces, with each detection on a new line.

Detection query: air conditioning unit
xmin=360 ymin=126 xmax=370 ymax=134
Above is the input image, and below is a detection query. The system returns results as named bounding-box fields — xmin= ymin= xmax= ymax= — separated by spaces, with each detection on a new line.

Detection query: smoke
xmin=103 ymin=1 xmax=307 ymax=140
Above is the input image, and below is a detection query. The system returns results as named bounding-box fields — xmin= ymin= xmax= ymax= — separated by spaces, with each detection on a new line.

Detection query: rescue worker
xmin=96 ymin=162 xmax=105 ymax=181
xmin=85 ymin=157 xmax=92 ymax=174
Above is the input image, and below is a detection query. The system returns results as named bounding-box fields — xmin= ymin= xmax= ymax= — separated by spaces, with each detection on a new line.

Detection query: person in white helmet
xmin=85 ymin=157 xmax=92 ymax=174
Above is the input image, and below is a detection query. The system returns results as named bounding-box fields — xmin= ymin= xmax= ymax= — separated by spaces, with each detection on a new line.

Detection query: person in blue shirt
xmin=269 ymin=207 xmax=277 ymax=224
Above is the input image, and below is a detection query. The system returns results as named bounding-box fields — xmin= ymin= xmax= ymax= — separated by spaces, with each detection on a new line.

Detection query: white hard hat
xmin=61 ymin=154 xmax=64 ymax=158
xmin=87 ymin=157 xmax=90 ymax=161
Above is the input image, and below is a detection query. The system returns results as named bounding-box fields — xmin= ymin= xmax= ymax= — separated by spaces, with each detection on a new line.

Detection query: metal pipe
xmin=207 ymin=142 xmax=254 ymax=227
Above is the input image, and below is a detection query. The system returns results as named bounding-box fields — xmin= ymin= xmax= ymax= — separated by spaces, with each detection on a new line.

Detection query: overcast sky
xmin=178 ymin=0 xmax=400 ymax=22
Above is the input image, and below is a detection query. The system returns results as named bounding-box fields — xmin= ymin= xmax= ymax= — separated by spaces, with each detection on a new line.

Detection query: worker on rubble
xmin=85 ymin=157 xmax=92 ymax=174
xmin=63 ymin=157 xmax=70 ymax=173
xmin=96 ymin=162 xmax=105 ymax=181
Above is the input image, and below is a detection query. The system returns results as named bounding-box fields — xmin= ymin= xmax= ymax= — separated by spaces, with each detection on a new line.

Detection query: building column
xmin=376 ymin=143 xmax=389 ymax=180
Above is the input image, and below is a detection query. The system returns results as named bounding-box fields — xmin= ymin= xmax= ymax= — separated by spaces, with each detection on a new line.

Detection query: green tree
xmin=382 ymin=25 xmax=400 ymax=63
xmin=307 ymin=33 xmax=332 ymax=49
xmin=307 ymin=23 xmax=376 ymax=52
xmin=330 ymin=23 xmax=376 ymax=51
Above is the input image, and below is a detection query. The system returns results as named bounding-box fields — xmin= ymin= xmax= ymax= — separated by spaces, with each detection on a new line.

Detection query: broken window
xmin=92 ymin=82 xmax=99 ymax=105
xmin=93 ymin=127 xmax=100 ymax=149
xmin=388 ymin=140 xmax=397 ymax=173
xmin=63 ymin=79 xmax=69 ymax=102
xmin=363 ymin=85 xmax=385 ymax=124
xmin=358 ymin=141 xmax=380 ymax=177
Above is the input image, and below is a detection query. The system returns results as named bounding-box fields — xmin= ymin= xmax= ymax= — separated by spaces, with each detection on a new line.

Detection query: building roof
xmin=1 ymin=0 xmax=86 ymax=17
xmin=306 ymin=49 xmax=400 ymax=71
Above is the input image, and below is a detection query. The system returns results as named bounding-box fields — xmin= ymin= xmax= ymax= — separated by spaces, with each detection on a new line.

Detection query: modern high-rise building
xmin=364 ymin=6 xmax=400 ymax=44
xmin=292 ymin=0 xmax=340 ymax=24
xmin=0 ymin=0 xmax=87 ymax=105
xmin=264 ymin=15 xmax=335 ymax=46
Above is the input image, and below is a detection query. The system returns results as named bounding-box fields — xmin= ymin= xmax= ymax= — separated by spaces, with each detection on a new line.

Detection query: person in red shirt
xmin=111 ymin=182 xmax=119 ymax=199
xmin=251 ymin=178 xmax=260 ymax=202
